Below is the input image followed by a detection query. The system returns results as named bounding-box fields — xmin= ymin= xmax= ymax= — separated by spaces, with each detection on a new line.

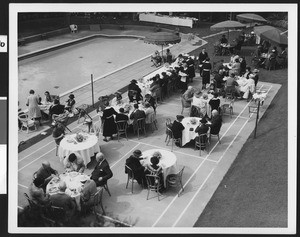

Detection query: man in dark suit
xmin=125 ymin=150 xmax=147 ymax=186
xmin=130 ymin=103 xmax=146 ymax=131
xmin=208 ymin=110 xmax=222 ymax=135
xmin=49 ymin=99 xmax=65 ymax=120
xmin=115 ymin=108 xmax=129 ymax=122
xmin=49 ymin=181 xmax=76 ymax=218
xmin=90 ymin=152 xmax=113 ymax=187
xmin=171 ymin=115 xmax=185 ymax=146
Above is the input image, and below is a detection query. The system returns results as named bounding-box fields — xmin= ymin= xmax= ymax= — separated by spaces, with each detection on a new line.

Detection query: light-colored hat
xmin=253 ymin=69 xmax=259 ymax=73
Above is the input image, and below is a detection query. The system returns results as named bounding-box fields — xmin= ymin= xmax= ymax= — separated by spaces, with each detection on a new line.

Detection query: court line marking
xmin=110 ymin=144 xmax=140 ymax=168
xmin=171 ymin=86 xmax=273 ymax=226
xmin=152 ymin=85 xmax=264 ymax=227
xmin=172 ymin=167 xmax=215 ymax=227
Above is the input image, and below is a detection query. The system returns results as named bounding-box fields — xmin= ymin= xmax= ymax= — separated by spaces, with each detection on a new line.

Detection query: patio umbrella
xmin=254 ymin=25 xmax=288 ymax=45
xmin=236 ymin=13 xmax=267 ymax=23
xmin=144 ymin=32 xmax=181 ymax=60
xmin=210 ymin=20 xmax=246 ymax=41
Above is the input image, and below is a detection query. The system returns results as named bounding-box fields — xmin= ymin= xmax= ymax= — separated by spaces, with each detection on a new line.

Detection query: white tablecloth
xmin=181 ymin=117 xmax=200 ymax=146
xmin=139 ymin=13 xmax=196 ymax=28
xmin=58 ymin=133 xmax=100 ymax=165
xmin=140 ymin=149 xmax=178 ymax=186
xmin=46 ymin=172 xmax=90 ymax=211
xmin=112 ymin=103 xmax=145 ymax=124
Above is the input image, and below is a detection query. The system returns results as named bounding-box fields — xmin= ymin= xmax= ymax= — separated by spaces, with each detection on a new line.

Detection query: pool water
xmin=18 ymin=37 xmax=158 ymax=108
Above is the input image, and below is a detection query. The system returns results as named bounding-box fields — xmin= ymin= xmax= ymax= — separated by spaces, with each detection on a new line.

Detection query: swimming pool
xmin=18 ymin=37 xmax=158 ymax=107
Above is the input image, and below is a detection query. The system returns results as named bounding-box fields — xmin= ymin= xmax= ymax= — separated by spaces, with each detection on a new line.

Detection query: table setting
xmin=46 ymin=171 xmax=90 ymax=211
xmin=58 ymin=131 xmax=100 ymax=165
xmin=140 ymin=149 xmax=178 ymax=186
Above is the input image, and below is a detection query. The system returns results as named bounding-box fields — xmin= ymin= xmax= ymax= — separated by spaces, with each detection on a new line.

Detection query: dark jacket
xmin=125 ymin=155 xmax=145 ymax=185
xmin=91 ymin=159 xmax=113 ymax=187
xmin=209 ymin=115 xmax=222 ymax=135
xmin=49 ymin=104 xmax=65 ymax=117
xmin=115 ymin=113 xmax=129 ymax=122
xmin=171 ymin=120 xmax=185 ymax=139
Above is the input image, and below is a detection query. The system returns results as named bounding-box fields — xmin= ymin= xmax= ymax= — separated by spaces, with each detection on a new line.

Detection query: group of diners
xmin=252 ymin=43 xmax=288 ymax=70
xmin=97 ymin=90 xmax=157 ymax=142
xmin=27 ymin=152 xmax=113 ymax=222
xmin=18 ymin=89 xmax=77 ymax=130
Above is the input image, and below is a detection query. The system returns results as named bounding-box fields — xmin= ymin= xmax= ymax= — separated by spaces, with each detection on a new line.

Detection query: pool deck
xmin=16 ymin=28 xmax=282 ymax=230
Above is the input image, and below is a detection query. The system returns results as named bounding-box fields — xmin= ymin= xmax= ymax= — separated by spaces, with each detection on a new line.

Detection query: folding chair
xmin=116 ymin=120 xmax=128 ymax=141
xmin=195 ymin=134 xmax=209 ymax=156
xmin=165 ymin=127 xmax=181 ymax=151
xmin=145 ymin=174 xmax=163 ymax=201
xmin=134 ymin=118 xmax=146 ymax=139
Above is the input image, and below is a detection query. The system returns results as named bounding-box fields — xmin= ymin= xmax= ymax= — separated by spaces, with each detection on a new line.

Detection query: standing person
xmin=201 ymin=58 xmax=212 ymax=90
xmin=239 ymin=56 xmax=247 ymax=75
xmin=125 ymin=150 xmax=147 ymax=186
xmin=198 ymin=48 xmax=208 ymax=75
xmin=179 ymin=62 xmax=189 ymax=93
xmin=101 ymin=100 xmax=118 ymax=142
xmin=65 ymin=93 xmax=76 ymax=112
xmin=26 ymin=89 xmax=42 ymax=125
xmin=220 ymin=35 xmax=228 ymax=44
xmin=171 ymin=115 xmax=185 ymax=146
xmin=186 ymin=56 xmax=195 ymax=82
xmin=252 ymin=69 xmax=260 ymax=87
xmin=165 ymin=48 xmax=173 ymax=64
xmin=128 ymin=79 xmax=142 ymax=103
xmin=90 ymin=152 xmax=113 ymax=187
xmin=44 ymin=91 xmax=53 ymax=104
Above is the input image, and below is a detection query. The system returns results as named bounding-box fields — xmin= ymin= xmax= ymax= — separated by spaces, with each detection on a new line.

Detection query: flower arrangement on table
xmin=152 ymin=151 xmax=162 ymax=160
xmin=190 ymin=118 xmax=197 ymax=125
xmin=75 ymin=132 xmax=88 ymax=143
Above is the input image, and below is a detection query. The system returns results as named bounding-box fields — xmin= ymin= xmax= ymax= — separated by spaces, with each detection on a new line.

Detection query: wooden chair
xmin=165 ymin=127 xmax=181 ymax=151
xmin=166 ymin=166 xmax=185 ymax=197
xmin=116 ymin=120 xmax=128 ymax=141
xmin=195 ymin=134 xmax=209 ymax=156
xmin=92 ymin=187 xmax=106 ymax=215
xmin=125 ymin=165 xmax=142 ymax=193
xmin=18 ymin=114 xmax=37 ymax=133
xmin=145 ymin=174 xmax=163 ymax=201
xmin=134 ymin=118 xmax=146 ymax=139
xmin=221 ymin=99 xmax=235 ymax=118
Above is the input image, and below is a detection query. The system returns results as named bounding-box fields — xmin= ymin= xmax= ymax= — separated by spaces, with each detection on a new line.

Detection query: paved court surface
xmin=17 ymin=73 xmax=281 ymax=227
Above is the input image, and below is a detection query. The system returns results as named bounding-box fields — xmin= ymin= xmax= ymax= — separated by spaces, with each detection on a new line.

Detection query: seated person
xmin=90 ymin=152 xmax=113 ymax=187
xmin=231 ymin=58 xmax=241 ymax=75
xmin=241 ymin=74 xmax=256 ymax=100
xmin=276 ymin=47 xmax=287 ymax=67
xmin=52 ymin=122 xmax=65 ymax=145
xmin=144 ymin=94 xmax=156 ymax=112
xmin=145 ymin=156 xmax=164 ymax=191
xmin=125 ymin=150 xmax=147 ymax=186
xmin=214 ymin=69 xmax=225 ymax=90
xmin=151 ymin=50 xmax=162 ymax=67
xmin=182 ymin=86 xmax=194 ymax=108
xmin=191 ymin=91 xmax=208 ymax=118
xmin=209 ymin=92 xmax=221 ymax=113
xmin=220 ymin=34 xmax=228 ymax=44
xmin=171 ymin=115 xmax=185 ymax=146
xmin=65 ymin=94 xmax=75 ymax=112
xmin=195 ymin=117 xmax=210 ymax=150
xmin=28 ymin=177 xmax=50 ymax=206
xmin=213 ymin=59 xmax=225 ymax=73
xmin=144 ymin=102 xmax=155 ymax=124
xmin=111 ymin=92 xmax=123 ymax=106
xmin=44 ymin=91 xmax=53 ymax=104
xmin=35 ymin=161 xmax=58 ymax=190
xmin=80 ymin=179 xmax=97 ymax=208
xmin=243 ymin=66 xmax=252 ymax=79
xmin=208 ymin=110 xmax=222 ymax=135
xmin=129 ymin=103 xmax=146 ymax=130
xmin=115 ymin=108 xmax=129 ymax=122
xmin=49 ymin=99 xmax=65 ymax=120
xmin=225 ymin=73 xmax=239 ymax=97
xmin=63 ymin=153 xmax=85 ymax=173
xmin=69 ymin=24 xmax=78 ymax=33
xmin=49 ymin=181 xmax=76 ymax=219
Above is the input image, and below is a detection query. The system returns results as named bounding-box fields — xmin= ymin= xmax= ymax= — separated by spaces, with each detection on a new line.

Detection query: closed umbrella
xmin=144 ymin=32 xmax=181 ymax=61
xmin=254 ymin=25 xmax=288 ymax=45
xmin=210 ymin=20 xmax=246 ymax=41
xmin=236 ymin=13 xmax=267 ymax=23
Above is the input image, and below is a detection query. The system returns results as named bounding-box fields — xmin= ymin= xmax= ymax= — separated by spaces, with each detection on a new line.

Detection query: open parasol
xmin=144 ymin=31 xmax=181 ymax=60
xmin=210 ymin=20 xmax=246 ymax=41
xmin=236 ymin=13 xmax=267 ymax=23
xmin=254 ymin=25 xmax=288 ymax=46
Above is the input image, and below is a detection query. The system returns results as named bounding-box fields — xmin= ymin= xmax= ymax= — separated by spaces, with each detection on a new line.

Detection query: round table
xmin=140 ymin=149 xmax=178 ymax=186
xmin=46 ymin=172 xmax=90 ymax=211
xmin=58 ymin=133 xmax=100 ymax=165
xmin=181 ymin=117 xmax=200 ymax=146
